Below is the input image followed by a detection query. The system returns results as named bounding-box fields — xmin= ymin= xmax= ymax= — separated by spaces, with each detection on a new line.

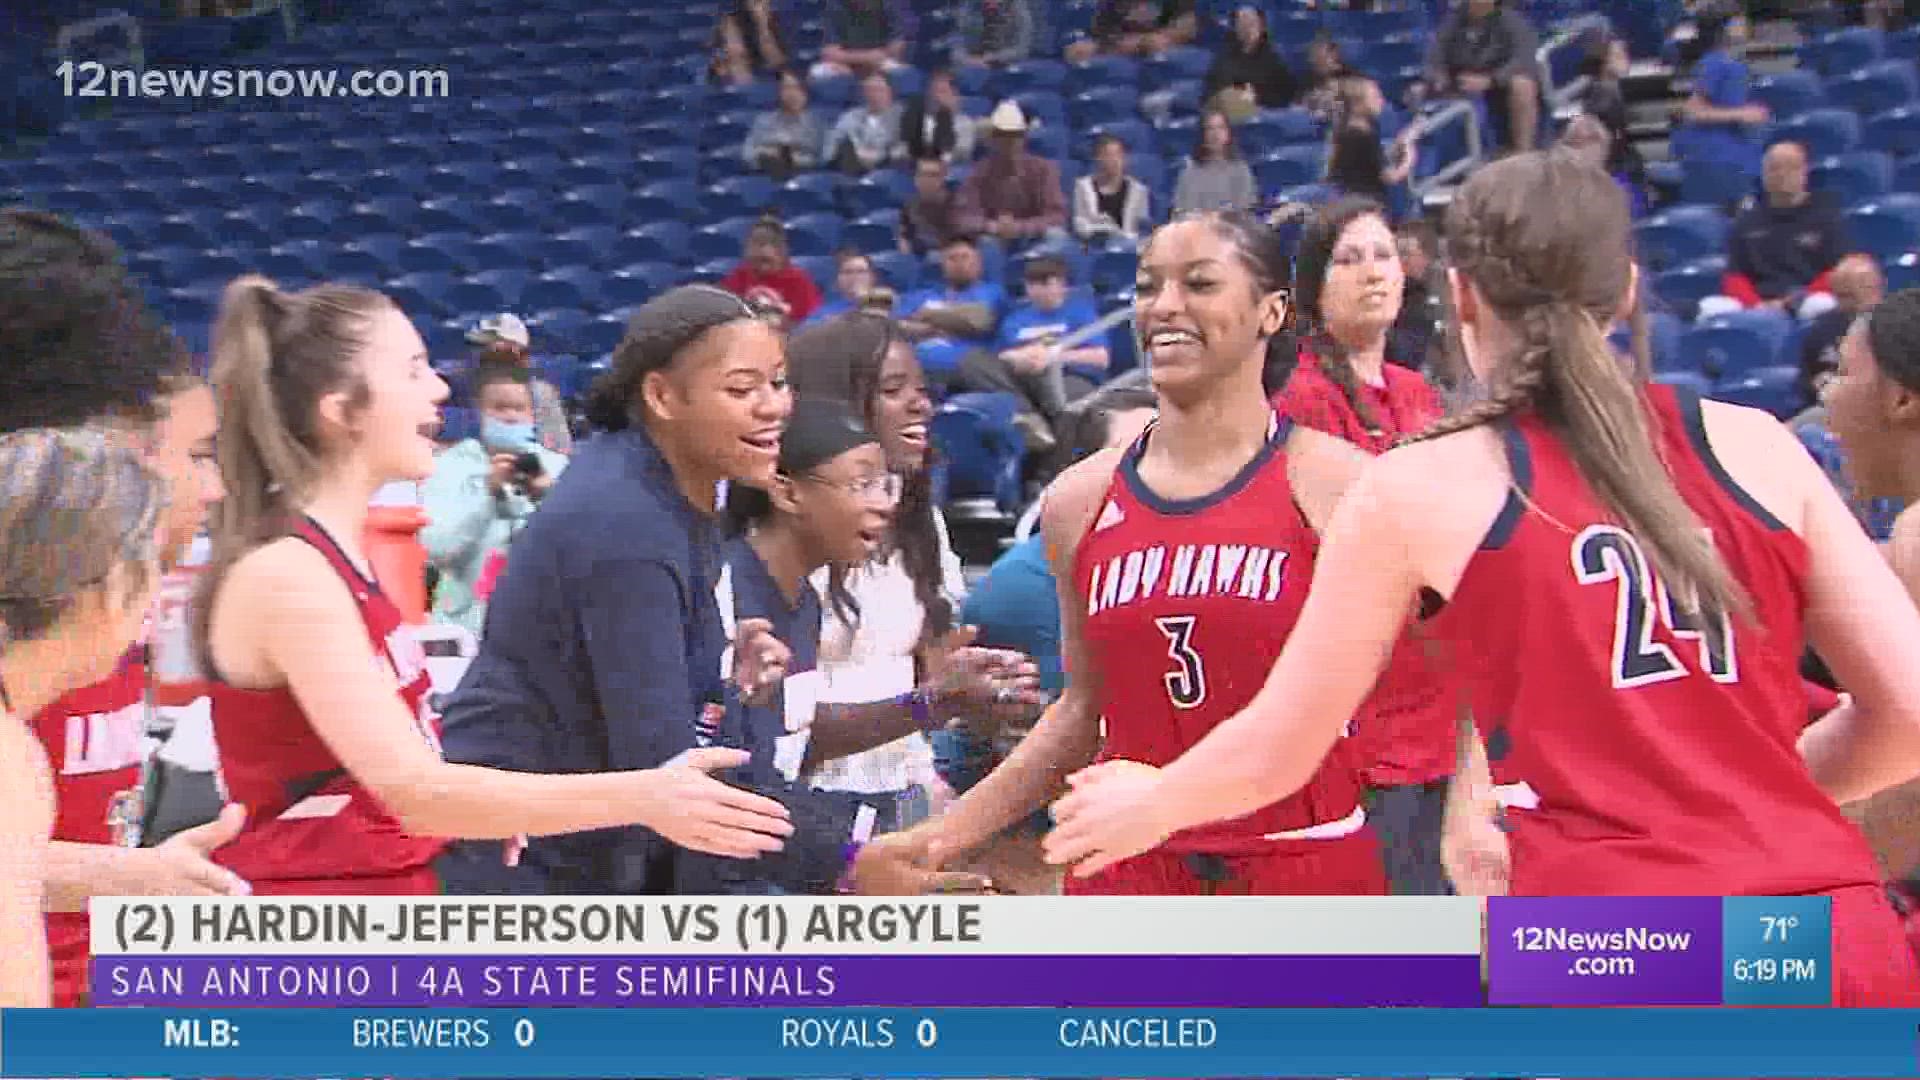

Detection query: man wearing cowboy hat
xmin=952 ymin=100 xmax=1066 ymax=246
xmin=469 ymin=313 xmax=572 ymax=454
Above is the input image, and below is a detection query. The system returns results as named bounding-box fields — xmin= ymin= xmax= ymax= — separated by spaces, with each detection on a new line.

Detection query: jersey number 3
xmin=1573 ymin=525 xmax=1737 ymax=688
xmin=1155 ymin=615 xmax=1207 ymax=709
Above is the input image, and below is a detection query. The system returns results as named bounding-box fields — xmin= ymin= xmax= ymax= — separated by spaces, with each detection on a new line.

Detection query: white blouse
xmin=803 ymin=507 xmax=966 ymax=795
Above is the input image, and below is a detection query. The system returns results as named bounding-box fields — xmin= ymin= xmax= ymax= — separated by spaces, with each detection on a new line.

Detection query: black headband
xmin=781 ymin=397 xmax=878 ymax=476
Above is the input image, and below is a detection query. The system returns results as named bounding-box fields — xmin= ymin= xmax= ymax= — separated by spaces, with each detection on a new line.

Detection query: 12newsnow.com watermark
xmin=56 ymin=61 xmax=449 ymax=99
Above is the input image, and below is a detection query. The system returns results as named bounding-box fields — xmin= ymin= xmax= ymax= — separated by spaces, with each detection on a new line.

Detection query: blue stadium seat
xmin=1254 ymin=146 xmax=1325 ymax=191
xmin=1806 ymin=27 xmax=1885 ymax=78
xmin=635 ymin=179 xmax=704 ymax=218
xmin=1897 ymin=152 xmax=1920 ymax=193
xmin=1683 ymin=308 xmax=1794 ymax=378
xmin=1654 ymin=371 xmax=1713 ymax=396
xmin=529 ymin=310 xmax=594 ymax=354
xmin=1811 ymin=150 xmax=1894 ymax=204
xmin=785 ymin=213 xmax=843 ymax=258
xmin=1141 ymin=45 xmax=1212 ymax=85
xmin=792 ymin=255 xmax=836 ymax=293
xmin=1081 ymin=119 xmax=1154 ymax=158
xmin=1071 ymin=86 xmax=1143 ymax=128
xmin=1750 ymin=71 xmax=1825 ymax=121
xmin=619 ymin=222 xmax=691 ymax=265
xmin=1653 ymin=257 xmax=1728 ymax=321
xmin=1678 ymin=159 xmax=1758 ymax=208
xmin=772 ymin=174 xmax=842 ymax=217
xmin=845 ymin=170 xmax=912 ymax=217
xmin=692 ymin=219 xmax=757 ymax=263
xmin=1632 ymin=205 xmax=1729 ymax=272
xmin=867 ymin=250 xmax=920 ymax=292
xmin=1092 ymin=248 xmax=1140 ymax=293
xmin=1864 ymin=106 xmax=1920 ymax=159
xmin=1887 ymin=253 xmax=1920 ymax=291
xmin=609 ymin=261 xmax=681 ymax=302
xmin=706 ymin=175 xmax=777 ymax=221
xmin=1826 ymin=60 xmax=1919 ymax=117
xmin=1844 ymin=194 xmax=1920 ymax=262
xmin=1070 ymin=56 xmax=1142 ymax=95
xmin=1711 ymin=364 xmax=1804 ymax=417
xmin=998 ymin=59 xmax=1068 ymax=96
xmin=931 ymin=391 xmax=1026 ymax=511
xmin=840 ymin=218 xmax=896 ymax=253
xmin=390 ymin=272 xmax=460 ymax=318
xmin=1770 ymin=108 xmax=1862 ymax=158
xmin=521 ymin=273 xmax=599 ymax=313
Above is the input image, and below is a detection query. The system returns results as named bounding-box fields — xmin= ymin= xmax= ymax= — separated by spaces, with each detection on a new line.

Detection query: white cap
xmin=467 ymin=312 xmax=530 ymax=348
xmin=989 ymin=99 xmax=1029 ymax=134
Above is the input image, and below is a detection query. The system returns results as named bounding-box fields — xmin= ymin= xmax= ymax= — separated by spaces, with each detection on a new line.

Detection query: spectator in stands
xmin=1072 ymin=134 xmax=1152 ymax=246
xmin=744 ymin=70 xmax=826 ymax=179
xmin=1713 ymin=141 xmax=1848 ymax=319
xmin=421 ymin=363 xmax=569 ymax=638
xmin=957 ymin=0 xmax=1036 ymax=68
xmin=812 ymin=0 xmax=915 ymax=79
xmin=806 ymin=250 xmax=897 ymax=327
xmin=1803 ymin=254 xmax=1887 ymax=391
xmin=709 ymin=0 xmax=790 ymax=86
xmin=936 ymin=381 xmax=1159 ymax=798
xmin=721 ymin=218 xmax=824 ymax=326
xmin=1203 ymin=5 xmax=1298 ymax=121
xmin=1389 ymin=219 xmax=1444 ymax=375
xmin=957 ymin=254 xmax=1110 ymax=449
xmin=785 ymin=315 xmax=976 ymax=834
xmin=1669 ymin=7 xmax=1768 ymax=190
xmin=953 ymin=101 xmax=1068 ymax=245
xmin=1172 ymin=108 xmax=1257 ymax=216
xmin=902 ymin=156 xmax=962 ymax=254
xmin=467 ymin=314 xmax=571 ymax=455
xmin=1325 ymin=76 xmax=1419 ymax=208
xmin=828 ymin=74 xmax=907 ymax=175
xmin=898 ymin=236 xmax=1007 ymax=385
xmin=1067 ymin=0 xmax=1198 ymax=63
xmin=1577 ymin=30 xmax=1647 ymax=204
xmin=1424 ymin=0 xmax=1542 ymax=152
xmin=900 ymin=69 xmax=979 ymax=166
xmin=1559 ymin=113 xmax=1648 ymax=219
xmin=1301 ymin=35 xmax=1358 ymax=120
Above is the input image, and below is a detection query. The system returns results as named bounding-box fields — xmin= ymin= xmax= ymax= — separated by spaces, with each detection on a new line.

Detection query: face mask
xmin=481 ymin=417 xmax=537 ymax=451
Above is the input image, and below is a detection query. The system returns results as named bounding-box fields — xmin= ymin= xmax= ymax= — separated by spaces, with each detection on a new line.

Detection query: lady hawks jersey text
xmin=1074 ymin=420 xmax=1367 ymax=855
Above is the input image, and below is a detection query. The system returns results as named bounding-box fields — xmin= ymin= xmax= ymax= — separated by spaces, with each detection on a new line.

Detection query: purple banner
xmin=1486 ymin=897 xmax=1723 ymax=1006
xmin=93 ymin=953 xmax=1482 ymax=1007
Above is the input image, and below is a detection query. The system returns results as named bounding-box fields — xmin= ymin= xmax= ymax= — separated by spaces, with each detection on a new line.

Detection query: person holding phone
xmin=421 ymin=361 xmax=569 ymax=636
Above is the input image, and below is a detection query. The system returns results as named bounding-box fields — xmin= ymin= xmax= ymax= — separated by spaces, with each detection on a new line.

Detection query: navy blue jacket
xmin=437 ymin=427 xmax=730 ymax=895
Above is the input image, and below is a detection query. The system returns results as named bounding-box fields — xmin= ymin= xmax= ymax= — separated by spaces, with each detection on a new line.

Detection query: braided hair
xmin=1419 ymin=150 xmax=1749 ymax=637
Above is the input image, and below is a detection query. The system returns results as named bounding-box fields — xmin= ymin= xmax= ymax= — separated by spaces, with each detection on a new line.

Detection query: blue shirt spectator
xmin=898 ymin=236 xmax=1006 ymax=380
xmin=801 ymin=251 xmax=899 ymax=329
xmin=1670 ymin=12 xmax=1767 ymax=186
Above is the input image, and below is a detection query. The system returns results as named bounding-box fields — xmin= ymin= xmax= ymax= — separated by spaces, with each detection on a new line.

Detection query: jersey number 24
xmin=1573 ymin=525 xmax=1737 ymax=689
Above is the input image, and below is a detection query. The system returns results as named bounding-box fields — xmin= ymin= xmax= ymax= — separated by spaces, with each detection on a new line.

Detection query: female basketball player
xmin=1 ymin=427 xmax=168 ymax=1005
xmin=1275 ymin=195 xmax=1453 ymax=895
xmin=852 ymin=210 xmax=1387 ymax=897
xmin=36 ymin=371 xmax=248 ymax=1009
xmin=1823 ymin=287 xmax=1920 ymax=899
xmin=1047 ymin=153 xmax=1920 ymax=1003
xmin=195 ymin=278 xmax=793 ymax=897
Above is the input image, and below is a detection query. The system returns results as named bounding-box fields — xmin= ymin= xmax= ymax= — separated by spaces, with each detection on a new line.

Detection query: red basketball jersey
xmin=1432 ymin=385 xmax=1882 ymax=895
xmin=208 ymin=518 xmax=445 ymax=893
xmin=1073 ymin=416 xmax=1369 ymax=856
xmin=1276 ymin=352 xmax=1454 ymax=787
xmin=29 ymin=647 xmax=148 ymax=1007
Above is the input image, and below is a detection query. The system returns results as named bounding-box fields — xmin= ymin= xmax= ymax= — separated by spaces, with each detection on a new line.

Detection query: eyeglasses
xmin=806 ymin=471 xmax=902 ymax=506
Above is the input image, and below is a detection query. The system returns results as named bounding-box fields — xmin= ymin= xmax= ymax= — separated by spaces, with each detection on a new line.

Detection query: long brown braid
xmin=1417 ymin=151 xmax=1750 ymax=638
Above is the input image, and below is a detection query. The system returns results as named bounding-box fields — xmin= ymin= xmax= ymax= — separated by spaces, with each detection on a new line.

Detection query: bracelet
xmin=892 ymin=687 xmax=938 ymax=732
xmin=835 ymin=842 xmax=864 ymax=895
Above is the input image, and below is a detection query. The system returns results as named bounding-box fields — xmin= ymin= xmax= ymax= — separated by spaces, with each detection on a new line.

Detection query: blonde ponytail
xmin=192 ymin=274 xmax=389 ymax=667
